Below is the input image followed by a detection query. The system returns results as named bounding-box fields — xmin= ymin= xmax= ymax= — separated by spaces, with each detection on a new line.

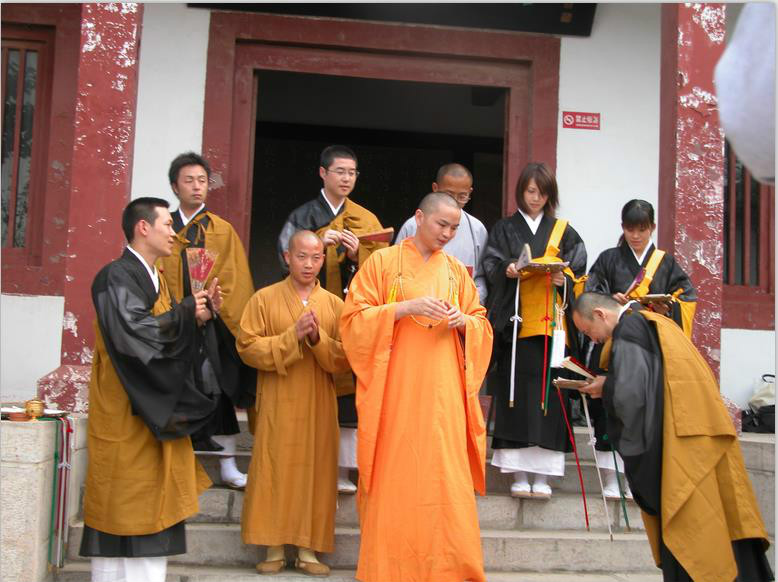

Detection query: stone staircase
xmin=56 ymin=425 xmax=774 ymax=581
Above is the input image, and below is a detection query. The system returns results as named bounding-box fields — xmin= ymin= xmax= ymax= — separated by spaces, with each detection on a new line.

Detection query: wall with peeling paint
xmin=1 ymin=294 xmax=64 ymax=402
xmin=556 ymin=3 xmax=661 ymax=269
xmin=130 ymin=3 xmax=210 ymax=205
xmin=721 ymin=329 xmax=776 ymax=407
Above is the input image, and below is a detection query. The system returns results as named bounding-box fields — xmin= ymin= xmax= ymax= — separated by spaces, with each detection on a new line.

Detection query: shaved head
xmin=288 ymin=230 xmax=323 ymax=253
xmin=418 ymin=192 xmax=460 ymax=215
xmin=436 ymin=163 xmax=472 ymax=183
xmin=572 ymin=292 xmax=621 ymax=320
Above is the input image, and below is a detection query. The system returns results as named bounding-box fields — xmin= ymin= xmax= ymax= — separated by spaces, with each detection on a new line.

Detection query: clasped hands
xmin=295 ymin=309 xmax=321 ymax=344
xmin=505 ymin=262 xmax=565 ymax=287
xmin=322 ymin=228 xmax=360 ymax=261
xmin=194 ymin=278 xmax=222 ymax=325
xmin=400 ymin=296 xmax=466 ymax=331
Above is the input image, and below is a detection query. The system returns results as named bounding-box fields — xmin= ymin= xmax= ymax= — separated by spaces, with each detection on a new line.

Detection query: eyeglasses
xmin=326 ymin=168 xmax=360 ymax=179
xmin=443 ymin=190 xmax=472 ymax=203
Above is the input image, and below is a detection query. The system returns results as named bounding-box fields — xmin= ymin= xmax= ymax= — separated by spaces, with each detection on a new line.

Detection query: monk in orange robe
xmin=340 ymin=192 xmax=493 ymax=582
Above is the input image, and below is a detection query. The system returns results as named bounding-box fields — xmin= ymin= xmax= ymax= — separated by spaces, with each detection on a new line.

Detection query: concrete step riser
xmin=66 ymin=524 xmax=657 ymax=572
xmin=192 ymin=487 xmax=643 ymax=532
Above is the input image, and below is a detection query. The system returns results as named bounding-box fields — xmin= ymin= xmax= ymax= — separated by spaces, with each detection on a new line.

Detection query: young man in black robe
xmin=80 ymin=197 xmax=220 ymax=582
xmin=573 ymin=292 xmax=772 ymax=582
xmin=159 ymin=152 xmax=256 ymax=490
xmin=277 ymin=145 xmax=386 ymax=493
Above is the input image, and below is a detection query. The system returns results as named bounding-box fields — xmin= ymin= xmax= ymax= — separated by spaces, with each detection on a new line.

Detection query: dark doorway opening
xmin=249 ymin=70 xmax=505 ymax=289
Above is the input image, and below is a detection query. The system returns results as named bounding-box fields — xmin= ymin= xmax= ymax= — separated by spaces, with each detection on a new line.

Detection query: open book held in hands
xmin=514 ymin=243 xmax=569 ymax=273
xmin=357 ymin=227 xmax=394 ymax=243
xmin=559 ymin=356 xmax=596 ymax=380
xmin=636 ymin=293 xmax=673 ymax=304
xmin=553 ymin=378 xmax=590 ymax=390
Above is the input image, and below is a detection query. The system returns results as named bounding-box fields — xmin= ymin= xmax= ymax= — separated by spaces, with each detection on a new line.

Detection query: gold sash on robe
xmin=158 ymin=211 xmax=254 ymax=339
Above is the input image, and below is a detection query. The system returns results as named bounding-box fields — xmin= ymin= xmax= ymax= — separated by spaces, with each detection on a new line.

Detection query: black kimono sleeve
xmin=603 ymin=312 xmax=664 ymax=515
xmin=92 ymin=258 xmax=217 ymax=440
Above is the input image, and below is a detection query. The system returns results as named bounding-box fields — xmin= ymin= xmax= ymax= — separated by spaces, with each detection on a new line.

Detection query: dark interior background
xmin=249 ymin=71 xmax=506 ymax=288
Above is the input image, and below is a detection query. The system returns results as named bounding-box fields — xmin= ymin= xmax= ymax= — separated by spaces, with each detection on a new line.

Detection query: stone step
xmin=55 ymin=561 xmax=664 ymax=582
xmin=67 ymin=521 xmax=657 ymax=572
xmin=193 ymin=486 xmax=642 ymax=532
xmin=197 ymin=453 xmax=633 ymax=499
xmin=55 ymin=561 xmax=665 ymax=582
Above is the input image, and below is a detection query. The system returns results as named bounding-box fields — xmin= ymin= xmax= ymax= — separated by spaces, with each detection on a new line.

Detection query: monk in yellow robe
xmin=277 ymin=145 xmax=388 ymax=494
xmin=158 ymin=152 xmax=255 ymax=489
xmin=341 ymin=192 xmax=494 ymax=582
xmin=80 ymin=198 xmax=217 ymax=582
xmin=238 ymin=230 xmax=351 ymax=577
xmin=573 ymin=293 xmax=772 ymax=582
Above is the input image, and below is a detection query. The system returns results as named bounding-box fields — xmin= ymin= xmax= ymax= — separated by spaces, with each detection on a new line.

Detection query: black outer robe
xmin=91 ymin=249 xmax=218 ymax=440
xmin=277 ymin=194 xmax=359 ymax=427
xmin=172 ymin=209 xmax=256 ymax=440
xmin=585 ymin=243 xmax=696 ymax=452
xmin=482 ymin=212 xmax=587 ymax=451
xmin=604 ymin=309 xmax=772 ymax=582
xmin=81 ymin=249 xmax=218 ymax=558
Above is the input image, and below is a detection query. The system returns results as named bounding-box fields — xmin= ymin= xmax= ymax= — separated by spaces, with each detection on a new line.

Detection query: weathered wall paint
xmin=38 ymin=3 xmax=144 ymax=412
xmin=658 ymin=3 xmax=726 ymax=378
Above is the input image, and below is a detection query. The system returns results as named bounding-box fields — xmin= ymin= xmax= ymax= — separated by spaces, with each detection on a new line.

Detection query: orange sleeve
xmin=457 ymin=261 xmax=494 ymax=495
xmin=339 ymin=251 xmax=396 ymax=494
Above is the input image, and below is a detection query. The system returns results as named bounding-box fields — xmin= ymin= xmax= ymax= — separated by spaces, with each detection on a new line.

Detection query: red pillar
xmin=658 ymin=3 xmax=726 ymax=378
xmin=38 ymin=3 xmax=143 ymax=411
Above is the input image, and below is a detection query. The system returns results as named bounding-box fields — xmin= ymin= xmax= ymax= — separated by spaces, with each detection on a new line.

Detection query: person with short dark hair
xmin=481 ymin=161 xmax=587 ymax=499
xmin=80 ymin=197 xmax=220 ymax=582
xmin=583 ymin=199 xmax=697 ymax=498
xmin=572 ymin=292 xmax=772 ymax=582
xmin=158 ymin=152 xmax=256 ymax=490
xmin=394 ymin=163 xmax=489 ymax=303
xmin=277 ymin=145 xmax=387 ymax=494
xmin=341 ymin=192 xmax=493 ymax=582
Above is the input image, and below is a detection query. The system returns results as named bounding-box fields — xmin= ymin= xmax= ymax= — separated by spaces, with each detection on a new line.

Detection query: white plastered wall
xmin=131 ymin=3 xmax=210 ymax=206
xmin=556 ymin=3 xmax=661 ymax=269
xmin=0 ymin=295 xmax=65 ymax=402
xmin=720 ymin=329 xmax=775 ymax=408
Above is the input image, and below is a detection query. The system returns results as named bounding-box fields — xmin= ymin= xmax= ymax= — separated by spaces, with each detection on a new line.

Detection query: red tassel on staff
xmin=540 ymin=271 xmax=551 ymax=412
xmin=556 ymin=384 xmax=590 ymax=530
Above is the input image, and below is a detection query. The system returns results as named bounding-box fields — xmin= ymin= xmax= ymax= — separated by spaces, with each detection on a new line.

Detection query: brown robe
xmin=237 ymin=277 xmax=351 ymax=551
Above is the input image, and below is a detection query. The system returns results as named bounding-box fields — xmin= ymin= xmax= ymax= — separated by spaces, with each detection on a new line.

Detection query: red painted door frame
xmin=202 ymin=11 xmax=560 ymax=242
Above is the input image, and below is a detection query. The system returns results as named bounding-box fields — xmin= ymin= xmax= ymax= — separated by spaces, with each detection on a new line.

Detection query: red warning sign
xmin=562 ymin=111 xmax=601 ymax=130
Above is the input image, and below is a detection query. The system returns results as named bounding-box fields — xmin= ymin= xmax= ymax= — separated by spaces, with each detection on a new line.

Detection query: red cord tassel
xmin=556 ymin=384 xmax=590 ymax=530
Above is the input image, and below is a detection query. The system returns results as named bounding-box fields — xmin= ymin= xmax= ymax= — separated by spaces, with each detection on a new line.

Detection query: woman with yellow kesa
xmin=482 ymin=162 xmax=587 ymax=499
xmin=583 ymin=198 xmax=696 ymax=499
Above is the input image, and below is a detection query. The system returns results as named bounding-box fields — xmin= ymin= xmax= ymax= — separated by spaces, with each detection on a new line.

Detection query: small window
xmin=723 ymin=141 xmax=775 ymax=329
xmin=1 ymin=25 xmax=53 ymax=257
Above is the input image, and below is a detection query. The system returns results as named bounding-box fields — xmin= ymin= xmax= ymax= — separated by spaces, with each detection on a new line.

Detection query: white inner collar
xmin=126 ymin=245 xmax=159 ymax=293
xmin=518 ymin=209 xmax=543 ymax=235
xmin=179 ymin=203 xmax=205 ymax=227
xmin=321 ymin=189 xmax=345 ymax=216
xmin=631 ymin=243 xmax=652 ymax=266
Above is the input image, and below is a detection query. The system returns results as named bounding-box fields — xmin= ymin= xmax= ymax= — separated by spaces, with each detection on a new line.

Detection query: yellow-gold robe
xmin=237 ymin=278 xmax=351 ymax=552
xmin=84 ymin=268 xmax=211 ymax=536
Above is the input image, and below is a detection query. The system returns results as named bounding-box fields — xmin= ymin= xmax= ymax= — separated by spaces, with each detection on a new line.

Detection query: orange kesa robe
xmin=340 ymin=240 xmax=493 ymax=582
xmin=237 ymin=277 xmax=351 ymax=552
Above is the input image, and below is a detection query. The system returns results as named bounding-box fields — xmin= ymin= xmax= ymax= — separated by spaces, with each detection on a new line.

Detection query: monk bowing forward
xmin=341 ymin=192 xmax=494 ymax=582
